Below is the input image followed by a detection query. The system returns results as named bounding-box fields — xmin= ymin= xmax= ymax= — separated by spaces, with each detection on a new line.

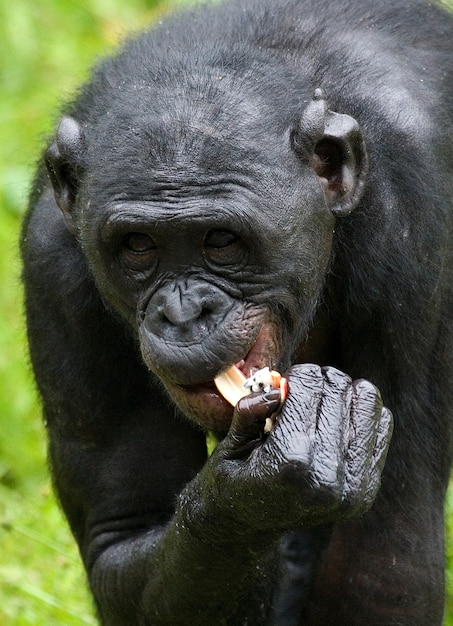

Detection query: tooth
xmin=214 ymin=365 xmax=250 ymax=406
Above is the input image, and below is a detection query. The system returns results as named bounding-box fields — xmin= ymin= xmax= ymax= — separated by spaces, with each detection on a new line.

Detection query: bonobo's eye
xmin=123 ymin=232 xmax=156 ymax=253
xmin=120 ymin=232 xmax=157 ymax=270
xmin=203 ymin=229 xmax=242 ymax=265
xmin=204 ymin=229 xmax=238 ymax=249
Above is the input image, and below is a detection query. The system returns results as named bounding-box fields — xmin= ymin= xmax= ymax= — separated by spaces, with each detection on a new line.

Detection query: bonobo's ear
xmin=45 ymin=116 xmax=86 ymax=235
xmin=291 ymin=89 xmax=368 ymax=216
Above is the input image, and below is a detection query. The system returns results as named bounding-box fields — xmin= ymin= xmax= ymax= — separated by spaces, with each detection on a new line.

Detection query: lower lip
xmin=169 ymin=380 xmax=235 ymax=429
xmin=178 ymin=380 xmax=232 ymax=410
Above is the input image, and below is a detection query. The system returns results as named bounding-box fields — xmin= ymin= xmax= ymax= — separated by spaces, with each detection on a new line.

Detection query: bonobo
xmin=21 ymin=0 xmax=453 ymax=623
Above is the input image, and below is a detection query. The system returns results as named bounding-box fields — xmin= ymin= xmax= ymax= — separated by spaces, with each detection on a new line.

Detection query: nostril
xmin=195 ymin=305 xmax=216 ymax=331
xmin=199 ymin=303 xmax=214 ymax=319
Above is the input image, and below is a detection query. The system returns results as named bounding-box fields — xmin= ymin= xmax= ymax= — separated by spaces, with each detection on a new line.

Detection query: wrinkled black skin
xmin=21 ymin=0 xmax=453 ymax=624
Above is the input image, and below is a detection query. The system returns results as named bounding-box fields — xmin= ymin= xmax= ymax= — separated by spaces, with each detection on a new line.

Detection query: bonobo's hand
xmin=208 ymin=364 xmax=393 ymax=532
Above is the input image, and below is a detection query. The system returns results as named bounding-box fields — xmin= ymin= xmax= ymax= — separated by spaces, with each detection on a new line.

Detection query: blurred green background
xmin=0 ymin=0 xmax=452 ymax=623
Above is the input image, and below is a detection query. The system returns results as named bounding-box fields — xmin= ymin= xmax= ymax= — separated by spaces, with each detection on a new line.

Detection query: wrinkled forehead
xmin=91 ymin=61 xmax=305 ymax=160
xmin=87 ymin=91 xmax=297 ymax=195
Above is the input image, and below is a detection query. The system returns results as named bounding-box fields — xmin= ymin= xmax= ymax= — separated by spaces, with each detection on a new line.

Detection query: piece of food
xmin=214 ymin=365 xmax=249 ymax=407
xmin=243 ymin=367 xmax=288 ymax=400
xmin=214 ymin=365 xmax=288 ymax=422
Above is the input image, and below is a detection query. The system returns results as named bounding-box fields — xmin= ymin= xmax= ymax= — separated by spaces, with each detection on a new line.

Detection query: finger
xmin=373 ymin=406 xmax=393 ymax=467
xmin=269 ymin=364 xmax=324 ymax=465
xmin=363 ymin=406 xmax=393 ymax=504
xmin=311 ymin=367 xmax=353 ymax=489
xmin=343 ymin=379 xmax=384 ymax=506
xmin=229 ymin=389 xmax=281 ymax=444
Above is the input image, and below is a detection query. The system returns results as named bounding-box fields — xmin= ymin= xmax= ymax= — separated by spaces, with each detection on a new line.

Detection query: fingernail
xmin=263 ymin=389 xmax=282 ymax=404
xmin=236 ymin=392 xmax=280 ymax=420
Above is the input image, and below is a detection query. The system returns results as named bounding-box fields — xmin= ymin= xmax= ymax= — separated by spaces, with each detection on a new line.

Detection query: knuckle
xmin=287 ymin=363 xmax=322 ymax=382
xmin=352 ymin=378 xmax=381 ymax=401
xmin=321 ymin=366 xmax=352 ymax=388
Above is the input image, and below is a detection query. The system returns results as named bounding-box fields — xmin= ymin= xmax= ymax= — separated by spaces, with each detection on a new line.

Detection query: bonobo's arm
xmin=23 ymin=199 xmax=392 ymax=625
xmin=88 ymin=366 xmax=392 ymax=625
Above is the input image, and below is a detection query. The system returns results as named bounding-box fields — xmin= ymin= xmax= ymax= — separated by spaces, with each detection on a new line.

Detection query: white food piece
xmin=264 ymin=417 xmax=275 ymax=434
xmin=243 ymin=366 xmax=274 ymax=393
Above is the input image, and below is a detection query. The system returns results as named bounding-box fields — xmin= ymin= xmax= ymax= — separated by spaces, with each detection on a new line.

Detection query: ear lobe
xmin=292 ymin=89 xmax=368 ymax=216
xmin=45 ymin=116 xmax=86 ymax=235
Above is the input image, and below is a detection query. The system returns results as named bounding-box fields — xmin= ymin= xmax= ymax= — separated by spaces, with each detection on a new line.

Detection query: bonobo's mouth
xmin=164 ymin=324 xmax=281 ymax=431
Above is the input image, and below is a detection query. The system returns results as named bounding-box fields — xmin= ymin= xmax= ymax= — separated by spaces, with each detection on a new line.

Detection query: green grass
xmin=0 ymin=0 xmax=452 ymax=623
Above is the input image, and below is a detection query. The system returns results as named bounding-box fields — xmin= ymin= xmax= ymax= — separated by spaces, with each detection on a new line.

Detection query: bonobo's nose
xmin=144 ymin=278 xmax=234 ymax=340
xmin=159 ymin=283 xmax=206 ymax=327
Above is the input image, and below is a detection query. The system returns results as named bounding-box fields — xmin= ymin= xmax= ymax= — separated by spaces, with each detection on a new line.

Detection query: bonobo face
xmin=46 ymin=89 xmax=367 ymax=430
xmin=86 ymin=157 xmax=334 ymax=430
